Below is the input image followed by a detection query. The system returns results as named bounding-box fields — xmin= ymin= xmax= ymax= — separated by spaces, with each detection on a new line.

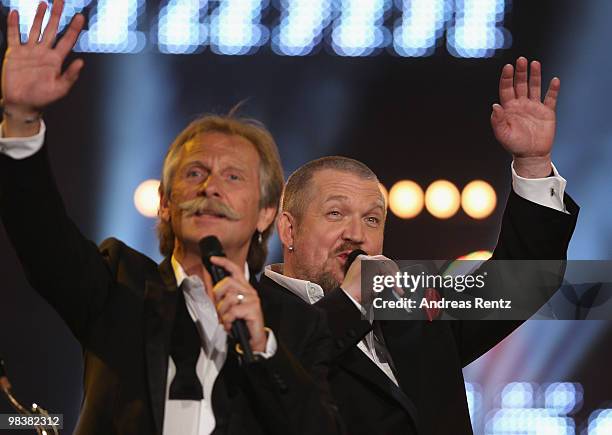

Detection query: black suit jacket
xmin=259 ymin=190 xmax=579 ymax=435
xmin=0 ymin=148 xmax=342 ymax=435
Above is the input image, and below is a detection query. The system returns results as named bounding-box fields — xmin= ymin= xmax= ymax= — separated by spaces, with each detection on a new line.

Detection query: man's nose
xmin=342 ymin=216 xmax=365 ymax=244
xmin=198 ymin=173 xmax=222 ymax=198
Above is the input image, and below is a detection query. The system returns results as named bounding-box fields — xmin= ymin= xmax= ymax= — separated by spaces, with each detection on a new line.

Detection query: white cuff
xmin=254 ymin=328 xmax=277 ymax=359
xmin=511 ymin=161 xmax=568 ymax=213
xmin=0 ymin=120 xmax=46 ymax=159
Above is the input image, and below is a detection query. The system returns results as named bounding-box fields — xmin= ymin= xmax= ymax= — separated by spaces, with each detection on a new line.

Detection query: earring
xmin=288 ymin=245 xmax=294 ymax=252
xmin=257 ymin=231 xmax=263 ymax=244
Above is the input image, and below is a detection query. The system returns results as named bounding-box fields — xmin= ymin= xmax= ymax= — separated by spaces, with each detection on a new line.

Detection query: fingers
xmin=514 ymin=56 xmax=529 ymax=98
xmin=7 ymin=9 xmax=21 ymax=47
xmin=59 ymin=58 xmax=85 ymax=93
xmin=26 ymin=1 xmax=47 ymax=46
xmin=528 ymin=60 xmax=542 ymax=101
xmin=498 ymin=64 xmax=515 ymax=105
xmin=41 ymin=0 xmax=64 ymax=46
xmin=213 ymin=277 xmax=257 ymax=316
xmin=212 ymin=277 xmax=262 ymax=334
xmin=55 ymin=13 xmax=85 ymax=59
xmin=543 ymin=77 xmax=561 ymax=111
xmin=209 ymin=256 xmax=249 ymax=285
xmin=490 ymin=103 xmax=505 ymax=126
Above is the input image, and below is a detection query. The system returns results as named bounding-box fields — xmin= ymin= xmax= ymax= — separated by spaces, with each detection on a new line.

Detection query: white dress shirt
xmin=165 ymin=258 xmax=277 ymax=435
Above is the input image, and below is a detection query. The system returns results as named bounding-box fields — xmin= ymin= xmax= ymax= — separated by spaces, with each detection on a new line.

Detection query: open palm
xmin=1 ymin=0 xmax=85 ymax=112
xmin=491 ymin=57 xmax=560 ymax=160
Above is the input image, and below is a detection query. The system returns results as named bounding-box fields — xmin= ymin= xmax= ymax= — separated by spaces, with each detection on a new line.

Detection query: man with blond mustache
xmin=259 ymin=57 xmax=579 ymax=434
xmin=0 ymin=1 xmax=341 ymax=434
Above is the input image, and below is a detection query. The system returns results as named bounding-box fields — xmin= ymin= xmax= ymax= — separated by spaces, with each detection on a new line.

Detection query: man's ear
xmin=256 ymin=206 xmax=278 ymax=235
xmin=277 ymin=211 xmax=295 ymax=249
xmin=159 ymin=189 xmax=171 ymax=222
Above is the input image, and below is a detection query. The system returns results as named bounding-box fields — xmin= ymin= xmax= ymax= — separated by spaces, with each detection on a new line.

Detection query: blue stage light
xmin=446 ymin=0 xmax=510 ymax=58
xmin=271 ymin=0 xmax=333 ymax=56
xmin=330 ymin=0 xmax=391 ymax=57
xmin=544 ymin=383 xmax=583 ymax=415
xmin=392 ymin=0 xmax=451 ymax=57
xmin=76 ymin=0 xmax=146 ymax=53
xmin=209 ymin=0 xmax=268 ymax=55
xmin=588 ymin=409 xmax=612 ymax=435
xmin=157 ymin=0 xmax=206 ymax=54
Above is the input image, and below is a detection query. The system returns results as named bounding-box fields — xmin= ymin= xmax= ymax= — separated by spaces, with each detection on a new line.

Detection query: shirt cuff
xmin=511 ymin=161 xmax=568 ymax=213
xmin=254 ymin=328 xmax=277 ymax=359
xmin=0 ymin=120 xmax=46 ymax=159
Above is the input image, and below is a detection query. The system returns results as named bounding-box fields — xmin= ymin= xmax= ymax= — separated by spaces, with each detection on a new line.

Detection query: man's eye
xmin=187 ymin=169 xmax=203 ymax=178
xmin=228 ymin=174 xmax=240 ymax=181
xmin=328 ymin=211 xmax=342 ymax=218
xmin=366 ymin=216 xmax=380 ymax=225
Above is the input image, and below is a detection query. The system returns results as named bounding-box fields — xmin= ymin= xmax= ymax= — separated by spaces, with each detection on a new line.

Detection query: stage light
xmin=589 ymin=409 xmax=612 ymax=435
xmin=485 ymin=382 xmax=579 ymax=434
xmin=393 ymin=0 xmax=451 ymax=57
xmin=446 ymin=0 xmax=510 ymax=58
xmin=388 ymin=180 xmax=424 ymax=219
xmin=544 ymin=383 xmax=583 ymax=415
xmin=425 ymin=180 xmax=460 ymax=219
xmin=157 ymin=0 xmax=206 ymax=54
xmin=461 ymin=180 xmax=497 ymax=219
xmin=76 ymin=0 xmax=146 ymax=53
xmin=501 ymin=382 xmax=534 ymax=409
xmin=271 ymin=0 xmax=333 ymax=56
xmin=134 ymin=179 xmax=160 ymax=218
xmin=209 ymin=0 xmax=268 ymax=55
xmin=330 ymin=0 xmax=391 ymax=57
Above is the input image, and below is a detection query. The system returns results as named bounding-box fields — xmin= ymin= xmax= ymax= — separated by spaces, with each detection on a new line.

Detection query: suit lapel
xmin=255 ymin=276 xmax=282 ymax=332
xmin=144 ymin=257 xmax=179 ymax=435
xmin=259 ymin=274 xmax=419 ymax=424
xmin=339 ymin=344 xmax=419 ymax=423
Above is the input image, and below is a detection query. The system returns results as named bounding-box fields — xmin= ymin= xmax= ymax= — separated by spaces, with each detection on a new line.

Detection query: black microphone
xmin=345 ymin=249 xmax=368 ymax=275
xmin=199 ymin=236 xmax=255 ymax=364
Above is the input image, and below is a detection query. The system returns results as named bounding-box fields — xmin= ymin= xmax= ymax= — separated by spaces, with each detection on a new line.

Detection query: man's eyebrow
xmin=368 ymin=202 xmax=385 ymax=212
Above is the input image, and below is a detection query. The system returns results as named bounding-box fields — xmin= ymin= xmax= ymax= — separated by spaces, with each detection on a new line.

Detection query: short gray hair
xmin=282 ymin=156 xmax=382 ymax=222
xmin=157 ymin=112 xmax=284 ymax=273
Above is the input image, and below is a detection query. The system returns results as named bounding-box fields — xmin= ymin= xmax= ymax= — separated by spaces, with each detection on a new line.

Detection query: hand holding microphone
xmin=199 ymin=236 xmax=267 ymax=363
xmin=342 ymin=250 xmax=402 ymax=304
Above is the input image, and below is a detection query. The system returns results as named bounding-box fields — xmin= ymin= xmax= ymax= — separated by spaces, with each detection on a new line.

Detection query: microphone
xmin=199 ymin=236 xmax=255 ymax=364
xmin=344 ymin=249 xmax=368 ymax=275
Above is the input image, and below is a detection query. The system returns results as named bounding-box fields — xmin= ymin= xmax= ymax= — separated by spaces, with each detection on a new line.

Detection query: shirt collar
xmin=171 ymin=255 xmax=250 ymax=288
xmin=264 ymin=263 xmax=324 ymax=304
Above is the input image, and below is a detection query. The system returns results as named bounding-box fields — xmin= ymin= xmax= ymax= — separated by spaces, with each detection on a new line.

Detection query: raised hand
xmin=490 ymin=57 xmax=560 ymax=178
xmin=1 ymin=0 xmax=85 ymax=134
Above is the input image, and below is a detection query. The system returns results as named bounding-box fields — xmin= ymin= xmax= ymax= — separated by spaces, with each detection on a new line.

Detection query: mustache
xmin=177 ymin=197 xmax=242 ymax=221
xmin=334 ymin=242 xmax=364 ymax=256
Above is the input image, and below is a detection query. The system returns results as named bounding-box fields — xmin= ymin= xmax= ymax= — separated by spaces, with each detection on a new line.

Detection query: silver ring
xmin=236 ymin=293 xmax=245 ymax=305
